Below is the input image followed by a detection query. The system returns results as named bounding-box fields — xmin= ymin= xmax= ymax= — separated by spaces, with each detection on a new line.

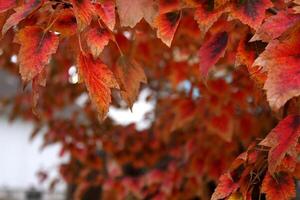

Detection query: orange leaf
xmin=229 ymin=0 xmax=273 ymax=29
xmin=262 ymin=172 xmax=296 ymax=200
xmin=95 ymin=0 xmax=116 ymax=31
xmin=254 ymin=24 xmax=300 ymax=110
xmin=199 ymin=31 xmax=228 ymax=77
xmin=78 ymin=53 xmax=119 ymax=120
xmin=154 ymin=11 xmax=181 ymax=47
xmin=2 ymin=0 xmax=43 ymax=35
xmin=194 ymin=4 xmax=227 ymax=37
xmin=52 ymin=9 xmax=77 ymax=37
xmin=116 ymin=0 xmax=158 ymax=28
xmin=86 ymin=27 xmax=111 ymax=58
xmin=260 ymin=115 xmax=300 ymax=174
xmin=211 ymin=173 xmax=239 ymax=200
xmin=70 ymin=0 xmax=94 ymax=30
xmin=113 ymin=56 xmax=147 ymax=109
xmin=15 ymin=26 xmax=59 ymax=82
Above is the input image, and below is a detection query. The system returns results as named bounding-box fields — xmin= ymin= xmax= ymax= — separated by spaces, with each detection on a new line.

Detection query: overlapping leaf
xmin=254 ymin=24 xmax=300 ymax=110
xmin=260 ymin=115 xmax=300 ymax=174
xmin=155 ymin=11 xmax=181 ymax=47
xmin=70 ymin=0 xmax=94 ymax=30
xmin=86 ymin=27 xmax=111 ymax=58
xmin=230 ymin=0 xmax=273 ymax=29
xmin=78 ymin=53 xmax=119 ymax=120
xmin=199 ymin=31 xmax=228 ymax=77
xmin=113 ymin=56 xmax=147 ymax=109
xmin=14 ymin=26 xmax=59 ymax=82
xmin=2 ymin=0 xmax=43 ymax=35
xmin=262 ymin=172 xmax=296 ymax=200
xmin=116 ymin=0 xmax=158 ymax=28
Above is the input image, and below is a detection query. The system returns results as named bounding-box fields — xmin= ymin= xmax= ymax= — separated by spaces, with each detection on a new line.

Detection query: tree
xmin=0 ymin=0 xmax=300 ymax=199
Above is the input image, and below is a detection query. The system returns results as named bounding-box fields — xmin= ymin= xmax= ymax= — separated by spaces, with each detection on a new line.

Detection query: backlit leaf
xmin=199 ymin=31 xmax=228 ymax=77
xmin=15 ymin=26 xmax=59 ymax=82
xmin=254 ymin=24 xmax=300 ymax=110
xmin=86 ymin=27 xmax=111 ymax=58
xmin=262 ymin=172 xmax=296 ymax=200
xmin=70 ymin=0 xmax=94 ymax=30
xmin=230 ymin=0 xmax=273 ymax=29
xmin=154 ymin=11 xmax=181 ymax=47
xmin=78 ymin=53 xmax=119 ymax=120
xmin=260 ymin=115 xmax=300 ymax=174
xmin=211 ymin=173 xmax=239 ymax=200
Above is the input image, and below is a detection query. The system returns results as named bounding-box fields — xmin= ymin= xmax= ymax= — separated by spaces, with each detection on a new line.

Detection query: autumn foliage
xmin=1 ymin=0 xmax=300 ymax=199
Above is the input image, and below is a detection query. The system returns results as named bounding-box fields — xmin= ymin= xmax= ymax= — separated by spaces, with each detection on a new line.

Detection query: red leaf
xmin=116 ymin=0 xmax=158 ymax=28
xmin=194 ymin=4 xmax=227 ymax=37
xmin=199 ymin=31 xmax=228 ymax=77
xmin=78 ymin=53 xmax=119 ymax=120
xmin=262 ymin=172 xmax=296 ymax=200
xmin=154 ymin=11 xmax=181 ymax=47
xmin=158 ymin=0 xmax=180 ymax=13
xmin=15 ymin=26 xmax=59 ymax=82
xmin=0 ymin=0 xmax=16 ymax=13
xmin=259 ymin=115 xmax=300 ymax=174
xmin=70 ymin=0 xmax=94 ymax=30
xmin=229 ymin=0 xmax=273 ymax=29
xmin=2 ymin=0 xmax=43 ymax=35
xmin=254 ymin=24 xmax=300 ymax=110
xmin=251 ymin=10 xmax=300 ymax=42
xmin=113 ymin=56 xmax=147 ymax=109
xmin=95 ymin=0 xmax=116 ymax=31
xmin=86 ymin=27 xmax=111 ymax=58
xmin=52 ymin=9 xmax=77 ymax=37
xmin=211 ymin=173 xmax=239 ymax=200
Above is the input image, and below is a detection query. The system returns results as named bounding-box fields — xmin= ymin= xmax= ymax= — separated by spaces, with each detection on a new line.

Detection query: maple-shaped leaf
xmin=253 ymin=24 xmax=300 ymax=110
xmin=95 ymin=0 xmax=116 ymax=31
xmin=262 ymin=172 xmax=296 ymax=200
xmin=251 ymin=10 xmax=300 ymax=42
xmin=52 ymin=9 xmax=77 ymax=37
xmin=259 ymin=115 xmax=300 ymax=174
xmin=229 ymin=0 xmax=273 ymax=29
xmin=15 ymin=26 xmax=59 ymax=82
xmin=211 ymin=173 xmax=239 ymax=200
xmin=116 ymin=0 xmax=158 ymax=28
xmin=0 ymin=0 xmax=16 ymax=13
xmin=86 ymin=27 xmax=111 ymax=58
xmin=199 ymin=31 xmax=228 ymax=77
xmin=154 ymin=11 xmax=181 ymax=47
xmin=70 ymin=0 xmax=94 ymax=30
xmin=113 ymin=56 xmax=147 ymax=109
xmin=78 ymin=53 xmax=119 ymax=120
xmin=2 ymin=0 xmax=43 ymax=35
